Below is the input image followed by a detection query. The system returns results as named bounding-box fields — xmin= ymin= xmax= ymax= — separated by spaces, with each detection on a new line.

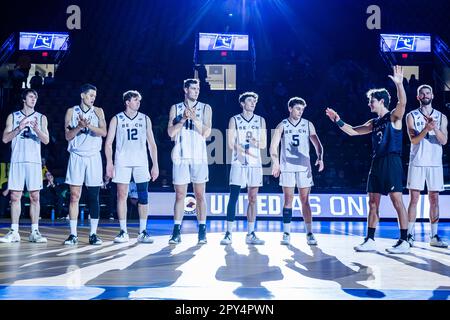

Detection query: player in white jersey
xmin=220 ymin=92 xmax=267 ymax=245
xmin=406 ymin=85 xmax=448 ymax=248
xmin=0 ymin=89 xmax=49 ymax=243
xmin=167 ymin=79 xmax=212 ymax=245
xmin=63 ymin=84 xmax=107 ymax=245
xmin=105 ymin=90 xmax=159 ymax=243
xmin=270 ymin=97 xmax=324 ymax=246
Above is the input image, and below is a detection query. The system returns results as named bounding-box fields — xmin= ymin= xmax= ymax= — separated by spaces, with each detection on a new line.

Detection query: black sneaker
xmin=169 ymin=232 xmax=181 ymax=244
xmin=63 ymin=234 xmax=78 ymax=245
xmin=198 ymin=224 xmax=207 ymax=245
xmin=89 ymin=233 xmax=103 ymax=245
xmin=406 ymin=233 xmax=414 ymax=247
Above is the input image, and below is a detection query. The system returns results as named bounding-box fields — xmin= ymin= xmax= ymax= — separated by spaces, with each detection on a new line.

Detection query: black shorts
xmin=366 ymin=154 xmax=403 ymax=195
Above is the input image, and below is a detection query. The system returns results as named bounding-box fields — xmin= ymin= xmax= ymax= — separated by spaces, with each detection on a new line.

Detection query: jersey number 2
xmin=127 ymin=128 xmax=138 ymax=140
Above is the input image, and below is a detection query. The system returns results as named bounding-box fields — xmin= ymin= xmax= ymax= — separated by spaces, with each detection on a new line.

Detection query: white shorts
xmin=113 ymin=166 xmax=150 ymax=184
xmin=65 ymin=152 xmax=103 ymax=187
xmin=172 ymin=162 xmax=208 ymax=185
xmin=407 ymin=165 xmax=444 ymax=192
xmin=279 ymin=171 xmax=314 ymax=188
xmin=8 ymin=162 xmax=42 ymax=191
xmin=229 ymin=165 xmax=263 ymax=188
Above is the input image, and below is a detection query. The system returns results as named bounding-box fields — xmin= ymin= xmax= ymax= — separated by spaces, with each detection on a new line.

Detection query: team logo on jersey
xmin=119 ymin=114 xmax=124 ymax=120
xmin=184 ymin=194 xmax=197 ymax=215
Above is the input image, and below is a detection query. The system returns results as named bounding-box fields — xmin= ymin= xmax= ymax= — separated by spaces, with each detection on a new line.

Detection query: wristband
xmin=336 ymin=119 xmax=345 ymax=128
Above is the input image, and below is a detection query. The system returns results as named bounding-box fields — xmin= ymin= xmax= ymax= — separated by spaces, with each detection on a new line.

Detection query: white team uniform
xmin=229 ymin=113 xmax=264 ymax=188
xmin=279 ymin=118 xmax=314 ymax=188
xmin=65 ymin=106 xmax=103 ymax=187
xmin=171 ymin=102 xmax=209 ymax=185
xmin=8 ymin=111 xmax=44 ymax=191
xmin=112 ymin=112 xmax=150 ymax=184
xmin=407 ymin=108 xmax=444 ymax=191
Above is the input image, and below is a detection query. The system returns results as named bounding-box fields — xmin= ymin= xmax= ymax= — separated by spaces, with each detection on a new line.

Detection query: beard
xmin=420 ymin=98 xmax=432 ymax=105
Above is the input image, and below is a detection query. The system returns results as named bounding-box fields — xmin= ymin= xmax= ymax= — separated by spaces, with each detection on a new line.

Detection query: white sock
xmin=139 ymin=219 xmax=147 ymax=233
xmin=90 ymin=219 xmax=99 ymax=236
xmin=248 ymin=222 xmax=255 ymax=234
xmin=119 ymin=220 xmax=127 ymax=233
xmin=226 ymin=221 xmax=234 ymax=233
xmin=407 ymin=222 xmax=415 ymax=235
xmin=11 ymin=224 xmax=19 ymax=233
xmin=431 ymin=222 xmax=438 ymax=237
xmin=31 ymin=224 xmax=39 ymax=232
xmin=283 ymin=223 xmax=291 ymax=234
xmin=198 ymin=220 xmax=206 ymax=225
xmin=70 ymin=220 xmax=78 ymax=236
xmin=305 ymin=223 xmax=312 ymax=234
xmin=174 ymin=220 xmax=182 ymax=226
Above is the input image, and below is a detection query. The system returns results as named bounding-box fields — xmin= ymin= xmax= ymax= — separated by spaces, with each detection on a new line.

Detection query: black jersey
xmin=371 ymin=112 xmax=402 ymax=159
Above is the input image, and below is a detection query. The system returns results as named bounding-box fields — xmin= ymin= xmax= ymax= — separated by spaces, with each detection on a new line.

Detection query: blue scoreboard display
xmin=380 ymin=33 xmax=431 ymax=53
xmin=199 ymin=33 xmax=249 ymax=51
xmin=19 ymin=32 xmax=69 ymax=51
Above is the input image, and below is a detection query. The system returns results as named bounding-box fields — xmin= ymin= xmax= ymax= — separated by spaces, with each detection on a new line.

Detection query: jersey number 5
xmin=127 ymin=128 xmax=138 ymax=140
xmin=292 ymin=134 xmax=300 ymax=147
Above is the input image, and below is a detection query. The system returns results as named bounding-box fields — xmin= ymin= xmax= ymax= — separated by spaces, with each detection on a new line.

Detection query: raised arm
xmin=309 ymin=121 xmax=324 ymax=172
xmin=389 ymin=65 xmax=407 ymax=122
xmin=105 ymin=116 xmax=117 ymax=178
xmin=87 ymin=107 xmax=107 ymax=137
xmin=325 ymin=107 xmax=373 ymax=136
xmin=406 ymin=113 xmax=430 ymax=145
xmin=146 ymin=116 xmax=159 ymax=181
xmin=167 ymin=105 xmax=187 ymax=140
xmin=269 ymin=122 xmax=284 ymax=178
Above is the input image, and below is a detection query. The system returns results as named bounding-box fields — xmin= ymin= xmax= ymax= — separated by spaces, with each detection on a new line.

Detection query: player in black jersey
xmin=325 ymin=66 xmax=409 ymax=254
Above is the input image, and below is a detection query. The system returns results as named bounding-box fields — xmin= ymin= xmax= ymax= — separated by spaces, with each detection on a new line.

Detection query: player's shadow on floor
xmin=285 ymin=245 xmax=385 ymax=299
xmin=88 ymin=244 xmax=202 ymax=299
xmin=215 ymin=245 xmax=283 ymax=299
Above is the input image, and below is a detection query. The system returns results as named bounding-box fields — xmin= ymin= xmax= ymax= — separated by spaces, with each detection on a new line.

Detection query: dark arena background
xmin=0 ymin=0 xmax=449 ymax=307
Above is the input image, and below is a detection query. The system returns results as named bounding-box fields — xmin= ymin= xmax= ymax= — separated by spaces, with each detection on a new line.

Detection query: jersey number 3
xmin=127 ymin=128 xmax=138 ymax=140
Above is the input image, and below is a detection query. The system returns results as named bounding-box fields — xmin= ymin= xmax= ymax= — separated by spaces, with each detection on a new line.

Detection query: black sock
xmin=173 ymin=224 xmax=181 ymax=234
xmin=367 ymin=227 xmax=376 ymax=240
xmin=400 ymin=229 xmax=407 ymax=241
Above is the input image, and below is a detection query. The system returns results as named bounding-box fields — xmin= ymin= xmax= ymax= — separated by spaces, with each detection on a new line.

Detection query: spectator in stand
xmin=44 ymin=72 xmax=55 ymax=86
xmin=29 ymin=71 xmax=43 ymax=90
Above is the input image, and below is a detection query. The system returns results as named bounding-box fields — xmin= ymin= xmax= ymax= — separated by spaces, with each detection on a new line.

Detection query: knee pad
xmin=136 ymin=182 xmax=149 ymax=205
xmin=86 ymin=186 xmax=100 ymax=219
xmin=283 ymin=208 xmax=293 ymax=224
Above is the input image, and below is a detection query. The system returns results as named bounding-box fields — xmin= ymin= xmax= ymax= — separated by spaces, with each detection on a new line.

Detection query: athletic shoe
xmin=280 ymin=232 xmax=290 ymax=245
xmin=114 ymin=230 xmax=129 ymax=243
xmin=137 ymin=230 xmax=154 ymax=244
xmin=198 ymin=225 xmax=207 ymax=245
xmin=0 ymin=230 xmax=21 ymax=243
xmin=430 ymin=235 xmax=448 ymax=248
xmin=169 ymin=232 xmax=181 ymax=244
xmin=306 ymin=233 xmax=318 ymax=245
xmin=406 ymin=233 xmax=415 ymax=247
xmin=246 ymin=231 xmax=265 ymax=245
xmin=89 ymin=233 xmax=103 ymax=245
xmin=220 ymin=231 xmax=232 ymax=245
xmin=63 ymin=234 xmax=78 ymax=245
xmin=386 ymin=239 xmax=410 ymax=254
xmin=354 ymin=237 xmax=376 ymax=252
xmin=29 ymin=230 xmax=47 ymax=243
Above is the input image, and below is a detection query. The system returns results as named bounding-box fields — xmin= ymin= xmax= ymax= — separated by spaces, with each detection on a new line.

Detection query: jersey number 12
xmin=127 ymin=128 xmax=138 ymax=140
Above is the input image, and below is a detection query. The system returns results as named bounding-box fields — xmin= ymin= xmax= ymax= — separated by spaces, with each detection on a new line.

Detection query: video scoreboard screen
xmin=19 ymin=32 xmax=69 ymax=51
xmin=380 ymin=33 xmax=431 ymax=53
xmin=199 ymin=33 xmax=249 ymax=51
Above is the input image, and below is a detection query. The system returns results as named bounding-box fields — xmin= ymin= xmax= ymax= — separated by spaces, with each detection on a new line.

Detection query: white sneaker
xmin=386 ymin=239 xmax=410 ymax=254
xmin=137 ymin=230 xmax=154 ymax=243
xmin=220 ymin=231 xmax=232 ymax=245
xmin=306 ymin=233 xmax=318 ymax=245
xmin=430 ymin=235 xmax=448 ymax=248
xmin=114 ymin=230 xmax=129 ymax=243
xmin=280 ymin=232 xmax=290 ymax=245
xmin=246 ymin=232 xmax=265 ymax=245
xmin=29 ymin=230 xmax=47 ymax=243
xmin=0 ymin=230 xmax=21 ymax=243
xmin=354 ymin=238 xmax=376 ymax=252
xmin=406 ymin=233 xmax=414 ymax=247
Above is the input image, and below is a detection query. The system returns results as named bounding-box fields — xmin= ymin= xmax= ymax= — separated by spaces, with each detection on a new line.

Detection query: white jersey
xmin=114 ymin=111 xmax=148 ymax=167
xmin=230 ymin=113 xmax=263 ymax=167
xmin=67 ymin=105 xmax=102 ymax=157
xmin=280 ymin=118 xmax=311 ymax=172
xmin=408 ymin=108 xmax=443 ymax=167
xmin=171 ymin=102 xmax=208 ymax=163
xmin=10 ymin=110 xmax=43 ymax=164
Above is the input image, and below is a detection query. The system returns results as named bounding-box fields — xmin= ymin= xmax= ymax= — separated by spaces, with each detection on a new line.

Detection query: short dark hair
xmin=183 ymin=78 xmax=199 ymax=89
xmin=239 ymin=92 xmax=259 ymax=104
xmin=417 ymin=84 xmax=433 ymax=95
xmin=288 ymin=97 xmax=306 ymax=108
xmin=21 ymin=89 xmax=38 ymax=101
xmin=366 ymin=88 xmax=391 ymax=108
xmin=123 ymin=90 xmax=142 ymax=105
xmin=80 ymin=83 xmax=97 ymax=95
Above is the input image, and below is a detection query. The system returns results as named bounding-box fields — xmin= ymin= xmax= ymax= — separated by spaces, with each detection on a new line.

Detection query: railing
xmin=378 ymin=35 xmax=397 ymax=70
xmin=0 ymin=33 xmax=16 ymax=66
